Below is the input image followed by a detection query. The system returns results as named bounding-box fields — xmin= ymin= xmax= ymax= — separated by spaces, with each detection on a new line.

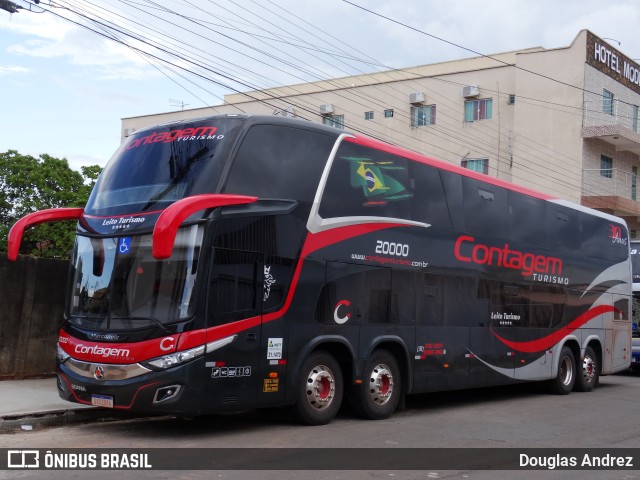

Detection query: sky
xmin=1 ymin=0 xmax=640 ymax=172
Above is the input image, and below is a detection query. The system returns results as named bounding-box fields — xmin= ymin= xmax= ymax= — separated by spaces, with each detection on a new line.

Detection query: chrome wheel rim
xmin=305 ymin=364 xmax=335 ymax=411
xmin=368 ymin=363 xmax=394 ymax=406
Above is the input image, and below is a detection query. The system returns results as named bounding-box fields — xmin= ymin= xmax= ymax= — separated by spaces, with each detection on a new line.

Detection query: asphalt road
xmin=1 ymin=372 xmax=639 ymax=480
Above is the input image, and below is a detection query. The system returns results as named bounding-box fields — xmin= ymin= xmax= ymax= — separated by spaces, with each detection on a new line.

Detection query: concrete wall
xmin=0 ymin=254 xmax=68 ymax=379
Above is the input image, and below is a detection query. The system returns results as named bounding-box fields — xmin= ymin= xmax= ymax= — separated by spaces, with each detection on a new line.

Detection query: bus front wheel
xmin=351 ymin=349 xmax=401 ymax=420
xmin=549 ymin=346 xmax=576 ymax=395
xmin=574 ymin=345 xmax=598 ymax=392
xmin=293 ymin=351 xmax=343 ymax=425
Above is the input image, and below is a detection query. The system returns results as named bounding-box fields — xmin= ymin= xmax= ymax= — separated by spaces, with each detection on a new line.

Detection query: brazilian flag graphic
xmin=344 ymin=156 xmax=412 ymax=204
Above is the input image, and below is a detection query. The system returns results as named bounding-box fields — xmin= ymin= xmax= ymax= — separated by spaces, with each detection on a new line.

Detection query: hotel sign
xmin=587 ymin=31 xmax=640 ymax=95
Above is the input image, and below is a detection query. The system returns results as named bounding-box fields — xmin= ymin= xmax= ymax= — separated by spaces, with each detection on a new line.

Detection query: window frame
xmin=464 ymin=98 xmax=493 ymax=122
xmin=322 ymin=114 xmax=345 ymax=130
xmin=600 ymin=155 xmax=613 ymax=178
xmin=603 ymin=89 xmax=614 ymax=116
xmin=410 ymin=105 xmax=436 ymax=127
xmin=461 ymin=158 xmax=489 ymax=175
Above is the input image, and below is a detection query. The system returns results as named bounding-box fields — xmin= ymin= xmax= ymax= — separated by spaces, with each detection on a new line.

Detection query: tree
xmin=0 ymin=150 xmax=101 ymax=259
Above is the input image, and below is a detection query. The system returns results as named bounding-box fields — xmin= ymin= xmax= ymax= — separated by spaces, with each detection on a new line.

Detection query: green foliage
xmin=0 ymin=150 xmax=102 ymax=259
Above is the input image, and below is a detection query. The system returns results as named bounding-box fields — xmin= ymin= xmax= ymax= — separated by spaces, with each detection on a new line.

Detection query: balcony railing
xmin=583 ymin=100 xmax=639 ymax=132
xmin=581 ymin=168 xmax=640 ymax=216
xmin=582 ymin=168 xmax=636 ymax=199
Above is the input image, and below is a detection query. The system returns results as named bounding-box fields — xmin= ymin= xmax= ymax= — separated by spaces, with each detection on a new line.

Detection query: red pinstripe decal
xmin=491 ymin=304 xmax=618 ymax=353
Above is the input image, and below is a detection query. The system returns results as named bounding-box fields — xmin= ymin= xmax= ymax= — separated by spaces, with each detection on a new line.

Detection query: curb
xmin=0 ymin=408 xmax=138 ymax=434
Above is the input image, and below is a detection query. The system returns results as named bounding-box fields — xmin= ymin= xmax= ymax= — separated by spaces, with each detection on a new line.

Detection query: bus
xmin=7 ymin=114 xmax=633 ymax=425
xmin=630 ymin=241 xmax=640 ymax=369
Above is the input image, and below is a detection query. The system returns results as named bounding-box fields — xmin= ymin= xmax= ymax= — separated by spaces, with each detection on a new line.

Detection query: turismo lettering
xmin=127 ymin=126 xmax=219 ymax=149
xmin=454 ymin=235 xmax=563 ymax=277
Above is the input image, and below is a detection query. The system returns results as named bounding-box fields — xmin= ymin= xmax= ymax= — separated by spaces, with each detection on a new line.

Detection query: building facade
xmin=121 ymin=30 xmax=640 ymax=236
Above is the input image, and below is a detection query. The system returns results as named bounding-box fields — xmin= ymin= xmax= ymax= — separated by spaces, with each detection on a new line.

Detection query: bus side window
xmin=318 ymin=142 xmax=413 ymax=221
xmin=508 ymin=191 xmax=546 ymax=247
xmin=391 ymin=269 xmax=419 ymax=325
xmin=547 ymin=206 xmax=580 ymax=253
xmin=209 ymin=249 xmax=261 ymax=325
xmin=409 ymin=163 xmax=451 ymax=227
xmin=225 ymin=125 xmax=334 ymax=204
xmin=315 ymin=262 xmax=391 ymax=325
xmin=528 ymin=285 xmax=566 ymax=328
xmin=462 ymin=177 xmax=508 ymax=238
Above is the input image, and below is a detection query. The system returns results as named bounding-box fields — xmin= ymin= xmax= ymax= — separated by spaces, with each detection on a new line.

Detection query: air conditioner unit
xmin=320 ymin=104 xmax=334 ymax=115
xmin=409 ymin=92 xmax=425 ymax=104
xmin=123 ymin=128 xmax=135 ymax=137
xmin=462 ymin=85 xmax=480 ymax=98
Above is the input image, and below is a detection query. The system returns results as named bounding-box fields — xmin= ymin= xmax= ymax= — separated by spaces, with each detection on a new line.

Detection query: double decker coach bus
xmin=8 ymin=114 xmax=632 ymax=425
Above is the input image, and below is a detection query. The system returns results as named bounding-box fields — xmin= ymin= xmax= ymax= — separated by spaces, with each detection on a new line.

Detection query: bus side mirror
xmin=7 ymin=208 xmax=84 ymax=261
xmin=152 ymin=194 xmax=257 ymax=260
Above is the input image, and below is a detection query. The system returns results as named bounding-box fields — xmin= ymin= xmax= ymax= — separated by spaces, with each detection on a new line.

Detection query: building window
xmin=410 ymin=105 xmax=436 ymax=126
xmin=508 ymin=94 xmax=516 ymax=105
xmin=322 ymin=115 xmax=344 ymax=130
xmin=633 ymin=105 xmax=638 ymax=132
xmin=464 ymin=98 xmax=492 ymax=122
xmin=603 ymin=89 xmax=614 ymax=115
xmin=461 ymin=158 xmax=489 ymax=175
xmin=384 ymin=109 xmax=394 ymax=118
xmin=600 ymin=155 xmax=613 ymax=178
xmin=365 ymin=111 xmax=374 ymax=120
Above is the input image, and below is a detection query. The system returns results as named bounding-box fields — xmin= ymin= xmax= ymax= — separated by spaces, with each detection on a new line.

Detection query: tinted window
xmin=579 ymin=213 xmax=629 ymax=262
xmin=508 ymin=191 xmax=546 ymax=247
xmin=319 ymin=141 xmax=450 ymax=225
xmin=209 ymin=249 xmax=260 ymax=325
xmin=546 ymin=205 xmax=581 ymax=253
xmin=462 ymin=177 xmax=508 ymax=237
xmin=86 ymin=118 xmax=241 ymax=216
xmin=225 ymin=125 xmax=335 ymax=203
xmin=316 ymin=262 xmax=391 ymax=325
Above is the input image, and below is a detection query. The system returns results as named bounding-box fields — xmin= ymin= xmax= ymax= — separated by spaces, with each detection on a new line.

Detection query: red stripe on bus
xmin=491 ymin=304 xmax=619 ymax=353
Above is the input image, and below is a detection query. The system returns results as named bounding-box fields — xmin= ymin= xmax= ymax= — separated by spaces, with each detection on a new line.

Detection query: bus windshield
xmin=84 ymin=117 xmax=242 ymax=216
xmin=68 ymin=225 xmax=203 ymax=330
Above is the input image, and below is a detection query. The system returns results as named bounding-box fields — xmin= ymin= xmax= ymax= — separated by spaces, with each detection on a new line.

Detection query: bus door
xmin=204 ymin=249 xmax=263 ymax=410
xmin=413 ymin=274 xmax=471 ymax=392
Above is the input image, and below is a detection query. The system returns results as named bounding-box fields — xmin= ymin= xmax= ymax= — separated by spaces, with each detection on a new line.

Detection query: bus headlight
xmin=57 ymin=344 xmax=70 ymax=363
xmin=141 ymin=345 xmax=206 ymax=371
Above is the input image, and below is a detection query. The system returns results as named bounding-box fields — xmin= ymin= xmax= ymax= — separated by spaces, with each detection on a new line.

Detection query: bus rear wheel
xmin=549 ymin=346 xmax=576 ymax=395
xmin=293 ymin=351 xmax=343 ymax=425
xmin=351 ymin=349 xmax=401 ymax=420
xmin=574 ymin=346 xmax=598 ymax=392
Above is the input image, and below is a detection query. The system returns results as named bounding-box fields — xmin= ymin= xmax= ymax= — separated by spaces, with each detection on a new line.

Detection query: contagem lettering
xmin=127 ymin=126 xmax=218 ymax=149
xmin=454 ymin=235 xmax=563 ymax=277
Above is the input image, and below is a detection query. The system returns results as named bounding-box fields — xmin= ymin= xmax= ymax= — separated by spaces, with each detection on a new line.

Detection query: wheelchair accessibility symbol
xmin=119 ymin=237 xmax=132 ymax=254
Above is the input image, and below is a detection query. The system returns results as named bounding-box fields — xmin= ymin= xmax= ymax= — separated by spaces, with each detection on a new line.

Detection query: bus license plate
xmin=91 ymin=394 xmax=114 ymax=408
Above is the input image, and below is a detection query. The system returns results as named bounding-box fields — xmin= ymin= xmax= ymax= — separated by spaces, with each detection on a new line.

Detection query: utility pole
xmin=169 ymin=99 xmax=190 ymax=111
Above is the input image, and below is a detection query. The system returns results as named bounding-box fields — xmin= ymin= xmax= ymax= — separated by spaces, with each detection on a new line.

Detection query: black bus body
xmin=8 ymin=114 xmax=632 ymax=424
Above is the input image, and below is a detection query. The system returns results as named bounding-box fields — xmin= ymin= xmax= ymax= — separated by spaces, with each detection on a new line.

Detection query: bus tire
xmin=549 ymin=346 xmax=576 ymax=395
xmin=574 ymin=346 xmax=598 ymax=392
xmin=351 ymin=349 xmax=401 ymax=420
xmin=293 ymin=351 xmax=343 ymax=426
